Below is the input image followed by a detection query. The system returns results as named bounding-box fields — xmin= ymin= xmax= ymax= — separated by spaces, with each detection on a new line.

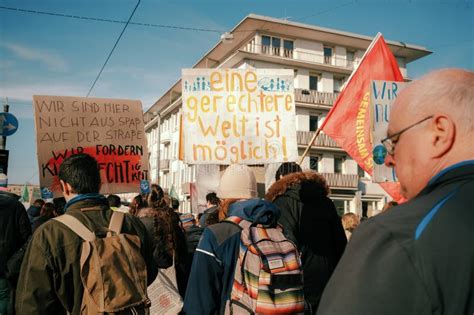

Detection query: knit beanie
xmin=218 ymin=164 xmax=258 ymax=199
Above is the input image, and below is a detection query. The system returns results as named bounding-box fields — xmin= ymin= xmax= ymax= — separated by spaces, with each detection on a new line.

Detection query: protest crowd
xmin=0 ymin=68 xmax=473 ymax=315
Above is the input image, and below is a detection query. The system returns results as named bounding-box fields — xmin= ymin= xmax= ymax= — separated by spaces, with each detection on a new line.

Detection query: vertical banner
xmin=181 ymin=69 xmax=297 ymax=164
xmin=33 ymin=95 xmax=149 ymax=197
xmin=371 ymin=80 xmax=406 ymax=182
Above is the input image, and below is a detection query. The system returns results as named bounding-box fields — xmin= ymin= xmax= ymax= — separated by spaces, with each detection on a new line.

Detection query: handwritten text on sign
xmin=33 ymin=95 xmax=149 ymax=196
xmin=182 ymin=69 xmax=297 ymax=164
xmin=371 ymin=80 xmax=406 ymax=182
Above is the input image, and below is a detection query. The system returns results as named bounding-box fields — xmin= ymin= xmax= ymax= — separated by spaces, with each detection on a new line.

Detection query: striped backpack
xmin=225 ymin=216 xmax=305 ymax=314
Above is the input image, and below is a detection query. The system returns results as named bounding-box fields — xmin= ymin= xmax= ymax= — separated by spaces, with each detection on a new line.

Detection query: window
xmin=283 ymin=40 xmax=294 ymax=58
xmin=310 ymin=156 xmax=319 ymax=172
xmin=272 ymin=37 xmax=281 ymax=55
xmin=358 ymin=165 xmax=365 ymax=177
xmin=309 ymin=75 xmax=318 ymax=91
xmin=334 ymin=156 xmax=344 ymax=174
xmin=262 ymin=35 xmax=271 ymax=54
xmin=334 ymin=77 xmax=344 ymax=93
xmin=333 ymin=200 xmax=345 ymax=217
xmin=309 ymin=115 xmax=319 ymax=131
xmin=324 ymin=47 xmax=333 ymax=64
xmin=347 ymin=50 xmax=355 ymax=67
xmin=164 ymin=143 xmax=170 ymax=159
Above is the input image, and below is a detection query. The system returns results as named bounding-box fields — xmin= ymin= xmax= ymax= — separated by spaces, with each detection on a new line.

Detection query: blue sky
xmin=1 ymin=0 xmax=473 ymax=185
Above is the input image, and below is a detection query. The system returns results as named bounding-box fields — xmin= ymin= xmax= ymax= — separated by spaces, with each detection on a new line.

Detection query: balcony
xmin=240 ymin=40 xmax=354 ymax=72
xmin=294 ymin=89 xmax=339 ymax=106
xmin=160 ymin=159 xmax=170 ymax=171
xmin=297 ymin=131 xmax=340 ymax=149
xmin=320 ymin=173 xmax=358 ymax=189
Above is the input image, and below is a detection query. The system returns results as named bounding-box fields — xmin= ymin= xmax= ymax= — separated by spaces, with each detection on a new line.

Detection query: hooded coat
xmin=266 ymin=172 xmax=346 ymax=312
xmin=137 ymin=207 xmax=188 ymax=298
xmin=183 ymin=199 xmax=280 ymax=315
xmin=0 ymin=192 xmax=31 ymax=276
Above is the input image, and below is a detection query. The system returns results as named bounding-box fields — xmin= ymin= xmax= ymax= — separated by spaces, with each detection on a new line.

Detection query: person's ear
xmin=60 ymin=180 xmax=72 ymax=196
xmin=430 ymin=114 xmax=455 ymax=158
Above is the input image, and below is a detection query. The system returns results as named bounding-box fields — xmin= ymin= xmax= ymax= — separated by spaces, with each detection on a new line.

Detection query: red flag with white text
xmin=320 ymin=33 xmax=405 ymax=201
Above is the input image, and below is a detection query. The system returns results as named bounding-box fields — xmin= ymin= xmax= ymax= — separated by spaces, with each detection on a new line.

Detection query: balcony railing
xmin=283 ymin=48 xmax=293 ymax=59
xmin=320 ymin=173 xmax=359 ymax=189
xmin=160 ymin=159 xmax=170 ymax=171
xmin=324 ymin=56 xmax=332 ymax=65
xmin=241 ymin=40 xmax=357 ymax=70
xmin=297 ymin=131 xmax=340 ymax=148
xmin=346 ymin=59 xmax=355 ymax=68
xmin=294 ymin=89 xmax=339 ymax=106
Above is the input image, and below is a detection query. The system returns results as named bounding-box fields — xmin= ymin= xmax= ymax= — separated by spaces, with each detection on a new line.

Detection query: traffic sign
xmin=0 ymin=112 xmax=19 ymax=136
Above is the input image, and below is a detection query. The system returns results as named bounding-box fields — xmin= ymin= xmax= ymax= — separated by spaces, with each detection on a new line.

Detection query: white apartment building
xmin=144 ymin=14 xmax=431 ymax=215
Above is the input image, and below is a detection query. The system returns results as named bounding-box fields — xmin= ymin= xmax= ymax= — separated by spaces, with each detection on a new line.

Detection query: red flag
xmin=320 ymin=33 xmax=405 ymax=202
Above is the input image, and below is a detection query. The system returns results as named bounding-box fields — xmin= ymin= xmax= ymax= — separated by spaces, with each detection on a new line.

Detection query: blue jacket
xmin=183 ymin=199 xmax=280 ymax=315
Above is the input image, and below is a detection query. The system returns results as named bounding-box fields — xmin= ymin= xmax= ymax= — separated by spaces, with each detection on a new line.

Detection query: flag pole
xmin=297 ymin=32 xmax=383 ymax=166
xmin=298 ymin=126 xmax=322 ymax=165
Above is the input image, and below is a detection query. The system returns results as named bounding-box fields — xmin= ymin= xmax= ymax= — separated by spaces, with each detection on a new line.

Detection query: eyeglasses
xmin=381 ymin=115 xmax=433 ymax=155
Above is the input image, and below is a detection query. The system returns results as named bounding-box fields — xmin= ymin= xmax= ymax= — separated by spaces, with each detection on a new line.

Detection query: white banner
xmin=181 ymin=69 xmax=297 ymax=164
xmin=371 ymin=80 xmax=406 ymax=182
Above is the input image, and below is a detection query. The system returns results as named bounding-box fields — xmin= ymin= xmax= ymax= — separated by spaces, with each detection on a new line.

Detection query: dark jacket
xmin=16 ymin=194 xmax=157 ymax=315
xmin=266 ymin=172 xmax=347 ymax=312
xmin=26 ymin=205 xmax=41 ymax=223
xmin=184 ymin=225 xmax=204 ymax=292
xmin=185 ymin=225 xmax=204 ymax=255
xmin=0 ymin=191 xmax=31 ymax=276
xmin=184 ymin=199 xmax=280 ymax=315
xmin=199 ymin=205 xmax=218 ymax=227
xmin=317 ymin=161 xmax=474 ymax=315
xmin=31 ymin=215 xmax=54 ymax=233
xmin=138 ymin=207 xmax=188 ymax=298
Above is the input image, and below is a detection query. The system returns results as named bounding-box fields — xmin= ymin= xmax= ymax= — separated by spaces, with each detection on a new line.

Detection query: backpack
xmin=225 ymin=216 xmax=305 ymax=314
xmin=54 ymin=211 xmax=151 ymax=314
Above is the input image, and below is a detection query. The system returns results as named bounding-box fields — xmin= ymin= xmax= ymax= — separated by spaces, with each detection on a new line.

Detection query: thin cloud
xmin=0 ymin=83 xmax=86 ymax=103
xmin=3 ymin=42 xmax=68 ymax=71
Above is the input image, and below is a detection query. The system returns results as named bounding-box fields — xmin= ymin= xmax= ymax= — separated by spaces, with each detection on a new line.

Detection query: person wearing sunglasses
xmin=317 ymin=68 xmax=474 ymax=315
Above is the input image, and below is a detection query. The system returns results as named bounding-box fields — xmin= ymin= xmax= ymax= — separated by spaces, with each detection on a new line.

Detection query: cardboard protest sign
xmin=371 ymin=80 xmax=406 ymax=182
xmin=181 ymin=69 xmax=298 ymax=164
xmin=33 ymin=95 xmax=149 ymax=197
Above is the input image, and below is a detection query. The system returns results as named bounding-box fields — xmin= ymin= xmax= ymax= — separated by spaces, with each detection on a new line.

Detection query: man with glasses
xmin=317 ymin=68 xmax=474 ymax=314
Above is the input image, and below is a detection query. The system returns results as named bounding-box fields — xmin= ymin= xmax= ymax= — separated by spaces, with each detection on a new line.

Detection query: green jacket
xmin=15 ymin=196 xmax=158 ymax=315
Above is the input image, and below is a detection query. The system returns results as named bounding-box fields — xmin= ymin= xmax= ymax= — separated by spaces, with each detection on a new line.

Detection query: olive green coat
xmin=15 ymin=197 xmax=157 ymax=315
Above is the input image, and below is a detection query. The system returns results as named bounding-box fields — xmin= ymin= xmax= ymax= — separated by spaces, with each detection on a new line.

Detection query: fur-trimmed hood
xmin=136 ymin=207 xmax=160 ymax=218
xmin=265 ymin=171 xmax=329 ymax=202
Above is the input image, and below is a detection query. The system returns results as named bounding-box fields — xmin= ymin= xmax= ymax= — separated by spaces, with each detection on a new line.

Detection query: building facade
xmin=144 ymin=14 xmax=431 ymax=215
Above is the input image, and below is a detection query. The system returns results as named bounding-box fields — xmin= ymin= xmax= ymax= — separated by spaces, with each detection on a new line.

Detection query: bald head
xmin=386 ymin=68 xmax=474 ymax=199
xmin=395 ymin=69 xmax=474 ymax=134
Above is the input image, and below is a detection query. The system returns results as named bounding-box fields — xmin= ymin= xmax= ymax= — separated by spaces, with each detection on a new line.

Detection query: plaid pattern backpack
xmin=225 ymin=216 xmax=305 ymax=314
